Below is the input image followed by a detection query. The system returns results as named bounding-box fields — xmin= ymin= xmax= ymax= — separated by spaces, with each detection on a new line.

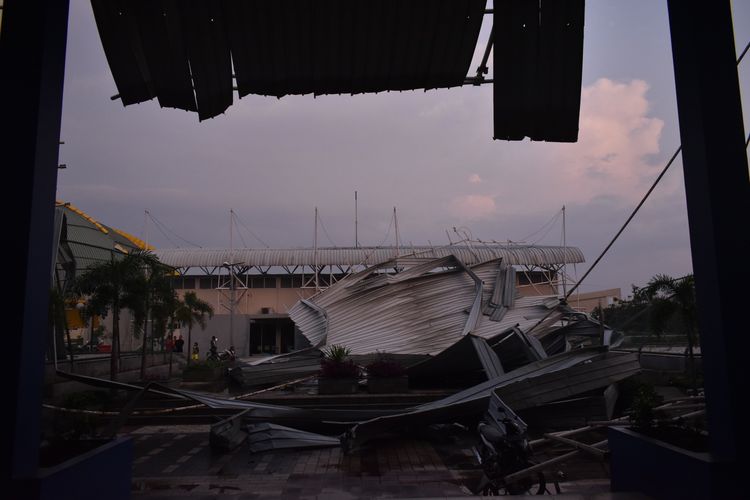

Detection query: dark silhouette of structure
xmin=2 ymin=0 xmax=747 ymax=498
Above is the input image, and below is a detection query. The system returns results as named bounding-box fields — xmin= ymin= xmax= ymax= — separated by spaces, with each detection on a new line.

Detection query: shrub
xmin=366 ymin=353 xmax=406 ymax=378
xmin=629 ymin=384 xmax=661 ymax=430
xmin=320 ymin=345 xmax=360 ymax=379
xmin=322 ymin=344 xmax=351 ymax=363
xmin=50 ymin=390 xmax=114 ymax=440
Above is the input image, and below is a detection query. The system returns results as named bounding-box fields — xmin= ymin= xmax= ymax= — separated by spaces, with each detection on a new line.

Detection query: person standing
xmin=175 ymin=335 xmax=184 ymax=353
xmin=191 ymin=342 xmax=199 ymax=361
xmin=209 ymin=335 xmax=218 ymax=360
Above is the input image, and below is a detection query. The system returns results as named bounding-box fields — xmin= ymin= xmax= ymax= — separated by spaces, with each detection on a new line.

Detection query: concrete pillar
xmin=1 ymin=0 xmax=70 ymax=491
xmin=667 ymin=0 xmax=750 ymax=483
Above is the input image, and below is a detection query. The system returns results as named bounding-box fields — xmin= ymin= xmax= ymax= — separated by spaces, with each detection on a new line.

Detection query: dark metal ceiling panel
xmin=493 ymin=0 xmax=542 ymax=140
xmin=537 ymin=0 xmax=585 ymax=142
xmin=223 ymin=0 xmax=270 ymax=97
xmin=91 ymin=0 xmax=154 ymax=105
xmin=493 ymin=0 xmax=585 ymax=142
xmin=181 ymin=0 xmax=233 ymax=120
xmin=94 ymin=0 xmax=486 ymax=118
xmin=132 ymin=0 xmax=197 ymax=111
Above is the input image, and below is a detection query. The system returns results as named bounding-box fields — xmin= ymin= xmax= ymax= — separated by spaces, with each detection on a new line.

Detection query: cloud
xmin=468 ymin=173 xmax=483 ymax=184
xmin=558 ymin=78 xmax=665 ymax=198
xmin=482 ymin=78 xmax=667 ymax=216
xmin=449 ymin=194 xmax=497 ymax=220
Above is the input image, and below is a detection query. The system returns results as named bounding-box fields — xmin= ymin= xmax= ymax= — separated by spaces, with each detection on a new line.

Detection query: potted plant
xmin=318 ymin=345 xmax=361 ymax=394
xmin=366 ymin=353 xmax=408 ymax=394
xmin=609 ymin=383 xmax=713 ymax=499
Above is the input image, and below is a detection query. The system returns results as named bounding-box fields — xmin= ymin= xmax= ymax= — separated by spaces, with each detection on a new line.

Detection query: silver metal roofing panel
xmin=246 ymin=423 xmax=340 ymax=454
xmin=153 ymin=245 xmax=585 ymax=269
xmin=289 ymin=255 xmax=573 ymax=356
xmin=494 ymin=351 xmax=641 ymax=411
xmin=345 ymin=346 xmax=612 ymax=447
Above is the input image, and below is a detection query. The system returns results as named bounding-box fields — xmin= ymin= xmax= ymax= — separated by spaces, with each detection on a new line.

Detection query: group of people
xmin=165 ymin=334 xmax=235 ymax=362
xmin=165 ymin=334 xmax=185 ymax=353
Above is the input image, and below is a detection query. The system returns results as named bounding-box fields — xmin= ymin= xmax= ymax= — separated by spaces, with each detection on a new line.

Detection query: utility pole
xmin=562 ymin=205 xmax=567 ymax=297
xmin=355 ymin=191 xmax=359 ymax=249
xmin=393 ymin=207 xmax=400 ymax=257
xmin=314 ymin=207 xmax=319 ymax=291
xmin=228 ymin=210 xmax=235 ymax=348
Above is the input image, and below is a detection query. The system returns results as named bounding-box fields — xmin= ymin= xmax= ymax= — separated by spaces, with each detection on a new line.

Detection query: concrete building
xmin=155 ymin=245 xmax=585 ymax=357
xmin=567 ymin=288 xmax=623 ymax=314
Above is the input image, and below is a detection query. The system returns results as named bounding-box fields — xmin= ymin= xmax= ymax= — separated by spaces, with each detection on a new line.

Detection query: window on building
xmin=199 ymin=277 xmax=213 ymax=289
xmin=517 ymin=271 xmax=555 ymax=285
xmin=279 ymin=276 xmax=294 ymax=288
xmin=181 ymin=277 xmax=196 ymax=289
xmin=251 ymin=276 xmax=277 ymax=288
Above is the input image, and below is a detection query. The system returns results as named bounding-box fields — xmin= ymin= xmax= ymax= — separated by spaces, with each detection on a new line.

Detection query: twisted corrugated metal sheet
xmin=288 ymin=256 xmax=569 ymax=355
xmin=153 ymin=244 xmax=584 ymax=269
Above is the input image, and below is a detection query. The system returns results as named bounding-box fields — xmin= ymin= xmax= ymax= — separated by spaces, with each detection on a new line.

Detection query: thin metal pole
xmin=144 ymin=210 xmax=149 ymax=248
xmin=314 ymin=207 xmax=319 ymax=291
xmin=355 ymin=191 xmax=359 ymax=248
xmin=393 ymin=207 xmax=400 ymax=257
xmin=562 ymin=206 xmax=567 ymax=296
xmin=229 ymin=210 xmax=235 ymax=348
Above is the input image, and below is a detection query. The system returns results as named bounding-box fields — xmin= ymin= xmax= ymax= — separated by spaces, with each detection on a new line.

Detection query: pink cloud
xmin=561 ymin=78 xmax=665 ymax=194
xmin=486 ymin=78 xmax=667 ymax=215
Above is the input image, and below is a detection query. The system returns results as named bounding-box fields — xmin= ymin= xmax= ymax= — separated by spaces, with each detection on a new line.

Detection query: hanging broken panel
xmin=91 ymin=0 xmax=155 ymax=105
xmin=493 ymin=0 xmax=585 ymax=142
xmin=181 ymin=0 xmax=233 ymax=120
xmin=131 ymin=0 xmax=197 ymax=112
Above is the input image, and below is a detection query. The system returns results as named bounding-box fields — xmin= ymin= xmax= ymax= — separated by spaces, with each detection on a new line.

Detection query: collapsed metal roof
xmin=345 ymin=348 xmax=639 ymax=448
xmin=153 ymin=244 xmax=584 ymax=270
xmin=289 ymin=255 xmax=575 ymax=355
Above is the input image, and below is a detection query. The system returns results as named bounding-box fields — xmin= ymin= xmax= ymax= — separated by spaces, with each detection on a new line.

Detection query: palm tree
xmin=128 ymin=250 xmax=177 ymax=380
xmin=174 ymin=291 xmax=214 ymax=365
xmin=642 ymin=274 xmax=699 ymax=391
xmin=73 ymin=252 xmax=150 ymax=380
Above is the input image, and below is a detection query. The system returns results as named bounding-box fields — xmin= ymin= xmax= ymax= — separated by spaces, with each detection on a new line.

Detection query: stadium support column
xmin=0 ymin=0 xmax=70 ymax=491
xmin=668 ymin=0 xmax=750 ymax=485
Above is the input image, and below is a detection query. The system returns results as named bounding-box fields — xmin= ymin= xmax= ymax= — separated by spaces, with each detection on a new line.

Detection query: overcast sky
xmin=57 ymin=0 xmax=750 ymax=297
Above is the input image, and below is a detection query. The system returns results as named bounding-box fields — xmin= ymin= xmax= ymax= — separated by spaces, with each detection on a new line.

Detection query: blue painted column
xmin=667 ymin=0 xmax=750 ymax=479
xmin=0 ymin=0 xmax=70 ymax=493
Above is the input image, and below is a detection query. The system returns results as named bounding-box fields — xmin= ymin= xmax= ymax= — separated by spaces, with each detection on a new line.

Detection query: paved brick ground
xmin=128 ymin=424 xmax=482 ymax=498
xmin=126 ymin=424 xmax=638 ymax=499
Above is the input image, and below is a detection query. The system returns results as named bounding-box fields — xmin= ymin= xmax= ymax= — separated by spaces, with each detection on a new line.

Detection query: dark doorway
xmin=249 ymin=318 xmax=296 ymax=355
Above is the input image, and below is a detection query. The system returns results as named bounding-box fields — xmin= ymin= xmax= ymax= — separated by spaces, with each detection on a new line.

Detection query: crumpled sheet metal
xmin=246 ymin=422 xmax=340 ymax=454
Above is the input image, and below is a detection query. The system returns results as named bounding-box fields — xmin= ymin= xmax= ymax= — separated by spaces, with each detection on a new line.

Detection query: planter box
xmin=368 ymin=376 xmax=409 ymax=394
xmin=608 ymin=426 xmax=738 ymax=499
xmin=29 ymin=437 xmax=133 ymax=500
xmin=182 ymin=365 xmax=225 ymax=382
xmin=318 ymin=378 xmax=359 ymax=395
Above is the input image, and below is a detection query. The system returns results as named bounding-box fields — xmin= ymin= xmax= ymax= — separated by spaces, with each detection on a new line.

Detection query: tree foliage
xmin=593 ymin=274 xmax=698 ymax=341
xmin=174 ymin=291 xmax=214 ymax=365
xmin=73 ymin=250 xmax=160 ymax=380
xmin=595 ymin=273 xmax=700 ymax=391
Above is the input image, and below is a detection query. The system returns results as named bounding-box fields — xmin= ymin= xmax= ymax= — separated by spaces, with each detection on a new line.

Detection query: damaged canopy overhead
xmin=90 ymin=0 xmax=486 ymax=120
xmin=90 ymin=1 xmax=586 ymax=142
xmin=289 ymin=253 xmax=595 ymax=358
